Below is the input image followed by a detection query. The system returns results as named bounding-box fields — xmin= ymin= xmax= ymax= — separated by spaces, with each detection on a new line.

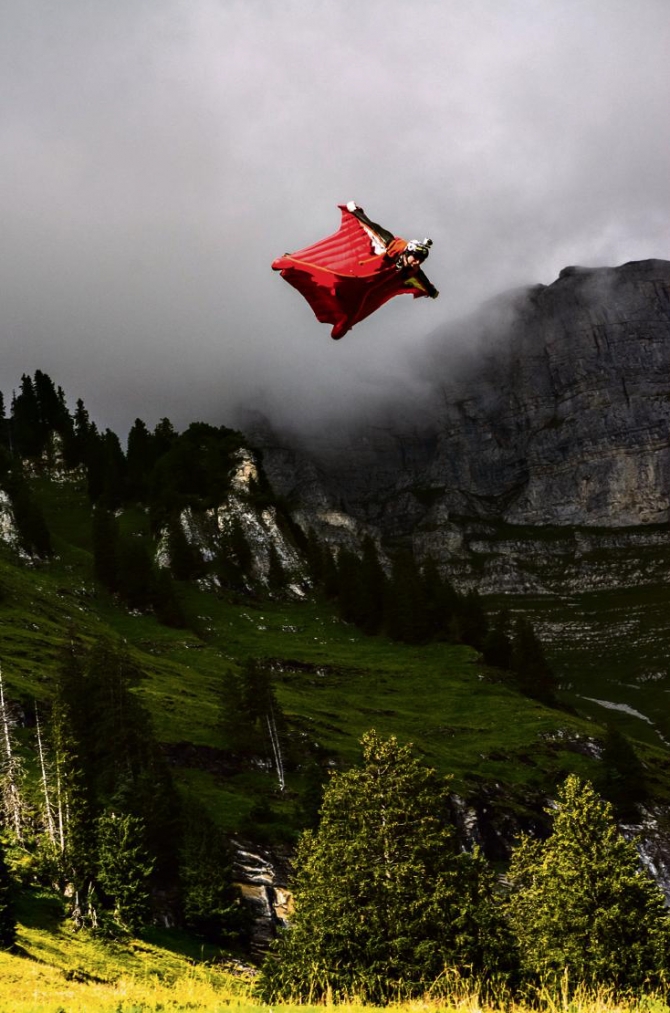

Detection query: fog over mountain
xmin=1 ymin=1 xmax=669 ymax=437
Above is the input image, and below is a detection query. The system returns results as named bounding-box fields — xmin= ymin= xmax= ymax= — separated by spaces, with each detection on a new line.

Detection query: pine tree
xmin=115 ymin=534 xmax=155 ymax=611
xmin=266 ymin=543 xmax=285 ymax=593
xmin=0 ymin=391 xmax=7 ymax=450
xmin=452 ymin=589 xmax=489 ymax=650
xmin=70 ymin=398 xmax=94 ymax=469
xmin=47 ymin=637 xmax=179 ymax=916
xmin=33 ymin=370 xmax=72 ymax=445
xmin=599 ymin=724 xmax=648 ymax=820
xmin=0 ymin=839 xmax=16 ymax=949
xmin=334 ymin=547 xmax=363 ymax=624
xmin=0 ymin=665 xmax=27 ymax=843
xmin=505 ymin=774 xmax=670 ymax=992
xmin=4 ymin=469 xmax=52 ymax=557
xmin=99 ymin=429 xmax=127 ymax=508
xmin=216 ymin=518 xmax=252 ymax=590
xmin=384 ymin=550 xmax=429 ymax=643
xmin=92 ymin=506 xmax=119 ymax=592
xmin=421 ymin=556 xmax=458 ymax=641
xmin=510 ymin=618 xmax=557 ymax=703
xmin=152 ymin=568 xmax=186 ymax=628
xmin=48 ymin=646 xmax=95 ymax=908
xmin=10 ymin=374 xmax=43 ymax=457
xmin=257 ymin=731 xmax=509 ymax=1003
xmin=166 ymin=514 xmax=202 ymax=581
xmin=126 ymin=418 xmax=155 ymax=501
xmin=482 ymin=608 xmax=513 ymax=671
xmin=217 ymin=668 xmax=247 ymax=750
xmin=96 ymin=811 xmax=153 ymax=932
xmin=356 ymin=536 xmax=387 ymax=634
xmin=179 ymin=802 xmax=247 ymax=944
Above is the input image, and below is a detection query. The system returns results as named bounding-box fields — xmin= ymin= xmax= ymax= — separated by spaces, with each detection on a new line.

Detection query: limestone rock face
xmin=258 ymin=260 xmax=670 ymax=593
xmin=420 ymin=259 xmax=670 ymax=529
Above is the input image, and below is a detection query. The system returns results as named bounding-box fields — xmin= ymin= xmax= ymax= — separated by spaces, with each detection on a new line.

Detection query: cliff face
xmin=420 ymin=258 xmax=670 ymax=529
xmin=257 ymin=259 xmax=670 ymax=593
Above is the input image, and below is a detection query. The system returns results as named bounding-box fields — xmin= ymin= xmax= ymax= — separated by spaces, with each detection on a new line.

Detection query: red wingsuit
xmin=272 ymin=204 xmax=438 ymax=339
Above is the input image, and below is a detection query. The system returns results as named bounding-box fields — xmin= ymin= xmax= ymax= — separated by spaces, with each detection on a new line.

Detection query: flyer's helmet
xmin=405 ymin=238 xmax=432 ymax=261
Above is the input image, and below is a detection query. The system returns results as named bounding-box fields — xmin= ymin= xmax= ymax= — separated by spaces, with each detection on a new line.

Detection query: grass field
xmin=2 ymin=476 xmax=670 ymax=1009
xmin=3 ymin=474 xmax=670 ymax=837
xmin=3 ymin=918 xmax=669 ymax=1013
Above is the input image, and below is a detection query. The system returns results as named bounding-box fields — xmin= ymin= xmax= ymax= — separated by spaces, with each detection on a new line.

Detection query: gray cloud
xmin=1 ymin=0 xmax=668 ymax=437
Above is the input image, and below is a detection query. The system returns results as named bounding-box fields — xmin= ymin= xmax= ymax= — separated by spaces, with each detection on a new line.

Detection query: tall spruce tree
xmin=420 ymin=556 xmax=458 ymax=641
xmin=257 ymin=731 xmax=509 ymax=1003
xmin=384 ymin=550 xmax=429 ymax=643
xmin=0 ymin=839 xmax=16 ymax=949
xmin=179 ymin=802 xmax=247 ymax=944
xmin=505 ymin=774 xmax=670 ymax=992
xmin=599 ymin=723 xmax=648 ymax=819
xmin=126 ymin=418 xmax=155 ymax=501
xmin=96 ymin=811 xmax=153 ymax=932
xmin=10 ymin=374 xmax=43 ymax=457
xmin=510 ymin=618 xmax=557 ymax=703
xmin=92 ymin=506 xmax=119 ymax=592
xmin=482 ymin=608 xmax=514 ymax=671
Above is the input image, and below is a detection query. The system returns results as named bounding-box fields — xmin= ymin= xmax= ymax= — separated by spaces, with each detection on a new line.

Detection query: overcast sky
xmin=1 ymin=0 xmax=668 ymax=438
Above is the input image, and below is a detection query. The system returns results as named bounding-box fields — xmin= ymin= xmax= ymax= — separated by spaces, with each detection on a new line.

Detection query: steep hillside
xmin=1 ymin=363 xmax=670 ymax=964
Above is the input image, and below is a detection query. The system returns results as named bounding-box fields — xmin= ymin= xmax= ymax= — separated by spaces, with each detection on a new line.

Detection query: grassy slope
xmin=2 ymin=474 xmax=670 ymax=1006
xmin=1 ymin=888 xmax=252 ymax=1013
xmin=3 ymin=475 xmax=635 ymax=835
xmin=8 ymin=476 xmax=670 ymax=815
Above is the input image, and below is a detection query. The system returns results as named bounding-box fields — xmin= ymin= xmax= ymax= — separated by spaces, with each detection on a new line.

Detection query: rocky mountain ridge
xmin=254 ymin=259 xmax=670 ymax=593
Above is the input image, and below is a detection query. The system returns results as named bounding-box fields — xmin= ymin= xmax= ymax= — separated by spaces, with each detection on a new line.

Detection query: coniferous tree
xmin=452 ymin=589 xmax=489 ymax=650
xmin=321 ymin=544 xmax=339 ymax=599
xmin=152 ymin=568 xmax=186 ymax=628
xmin=4 ymin=469 xmax=52 ymax=557
xmin=166 ymin=514 xmax=203 ymax=582
xmin=48 ymin=645 xmax=95 ymax=910
xmin=46 ymin=637 xmax=179 ymax=922
xmin=482 ymin=608 xmax=514 ymax=671
xmin=266 ymin=543 xmax=285 ymax=593
xmin=218 ymin=668 xmax=247 ymax=750
xmin=179 ymin=802 xmax=247 ymax=944
xmin=505 ymin=774 xmax=670 ymax=992
xmin=92 ymin=506 xmax=119 ymax=592
xmin=510 ymin=618 xmax=557 ymax=703
xmin=10 ymin=374 xmax=43 ymax=457
xmin=221 ymin=659 xmax=287 ymax=789
xmin=0 ymin=665 xmax=27 ymax=844
xmin=126 ymin=418 xmax=155 ymax=501
xmin=384 ymin=550 xmax=429 ymax=644
xmin=70 ymin=398 xmax=95 ymax=469
xmin=96 ymin=811 xmax=154 ymax=932
xmin=334 ymin=547 xmax=362 ymax=624
xmin=305 ymin=528 xmax=325 ymax=586
xmin=0 ymin=839 xmax=16 ymax=949
xmin=258 ymin=731 xmax=510 ymax=1003
xmin=115 ymin=534 xmax=155 ymax=611
xmin=420 ymin=556 xmax=458 ymax=641
xmin=216 ymin=518 xmax=252 ymax=590
xmin=356 ymin=536 xmax=387 ymax=634
xmin=599 ymin=723 xmax=648 ymax=820
xmin=99 ymin=429 xmax=127 ymax=508
xmin=33 ymin=370 xmax=72 ymax=444
xmin=152 ymin=417 xmax=178 ymax=458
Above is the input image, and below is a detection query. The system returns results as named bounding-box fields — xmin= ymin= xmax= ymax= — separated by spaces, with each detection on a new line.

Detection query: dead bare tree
xmin=0 ymin=662 xmax=25 ymax=842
